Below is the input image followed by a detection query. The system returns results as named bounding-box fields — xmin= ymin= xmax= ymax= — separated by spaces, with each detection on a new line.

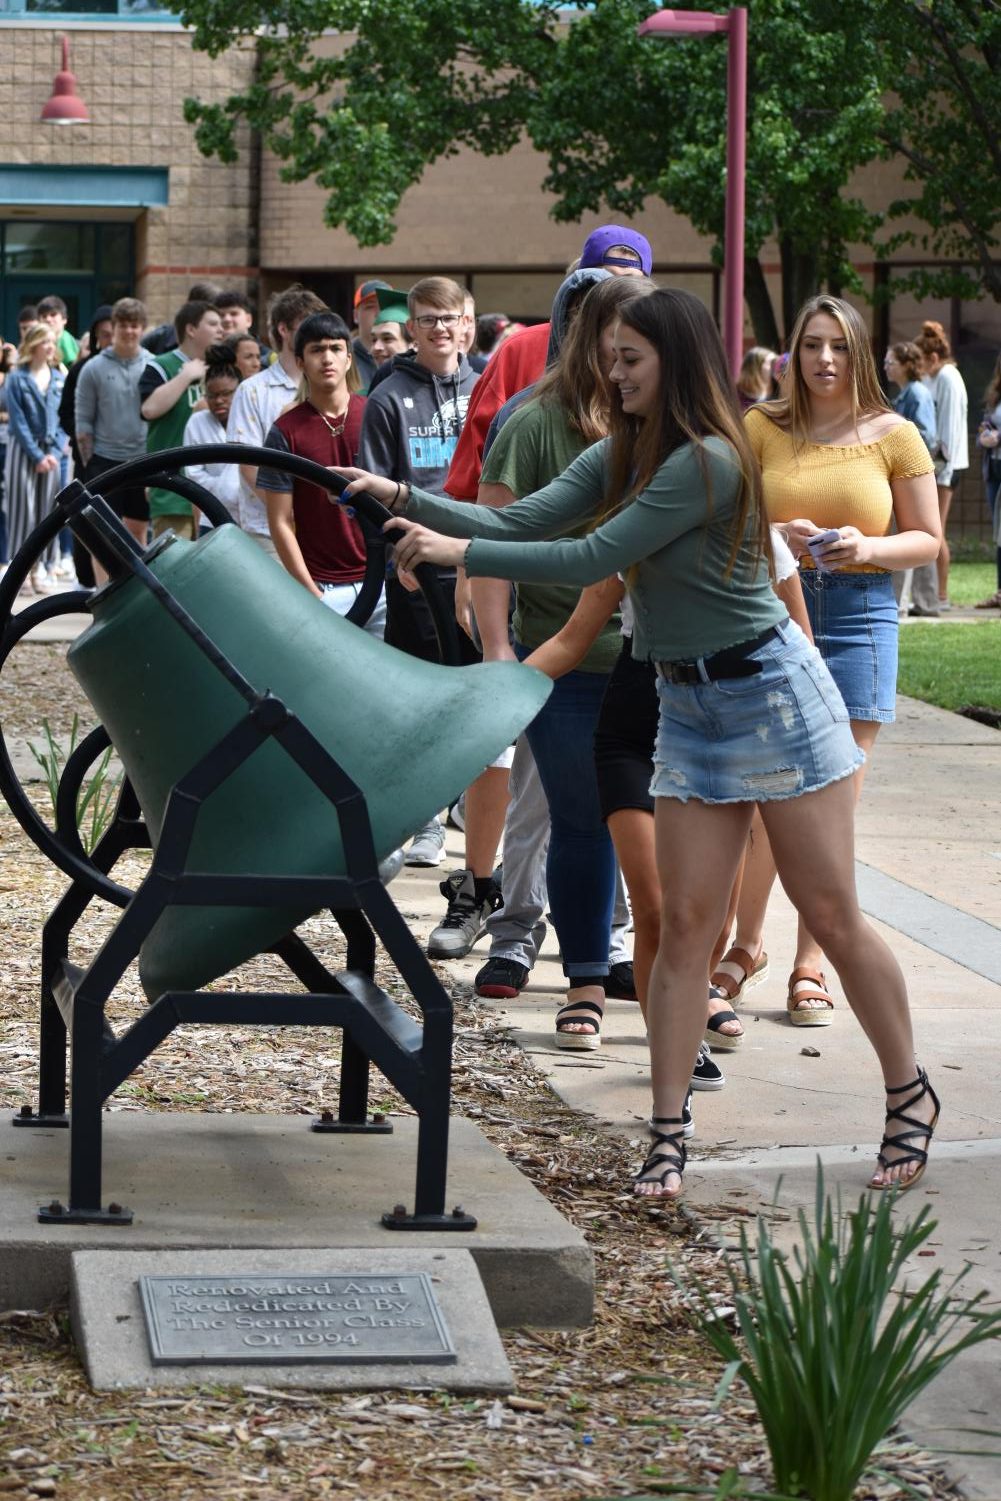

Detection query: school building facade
xmin=2 ymin=15 xmax=998 ymax=535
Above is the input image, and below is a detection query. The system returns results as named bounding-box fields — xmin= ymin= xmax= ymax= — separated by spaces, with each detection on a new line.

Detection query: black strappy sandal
xmin=554 ymin=997 xmax=603 ymax=1051
xmin=648 ymin=1088 xmax=695 ymax=1140
xmin=870 ymin=1066 xmax=941 ymax=1192
xmin=634 ymin=1117 xmax=687 ymax=1198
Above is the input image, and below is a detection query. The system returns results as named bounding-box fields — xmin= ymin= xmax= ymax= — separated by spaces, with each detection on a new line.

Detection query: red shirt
xmin=260 ymin=395 xmax=368 ymax=583
xmin=443 ymin=323 xmax=550 ymax=499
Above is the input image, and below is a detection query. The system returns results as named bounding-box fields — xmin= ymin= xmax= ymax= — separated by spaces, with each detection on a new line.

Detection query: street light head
xmin=638 ymin=8 xmax=732 ymax=37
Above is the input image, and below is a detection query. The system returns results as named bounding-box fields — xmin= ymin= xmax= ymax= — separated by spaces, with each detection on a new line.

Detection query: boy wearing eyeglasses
xmin=358 ymin=274 xmax=480 ymax=648
xmin=359 ymin=276 xmax=479 ymax=498
xmin=358 ymin=275 xmax=482 ymax=863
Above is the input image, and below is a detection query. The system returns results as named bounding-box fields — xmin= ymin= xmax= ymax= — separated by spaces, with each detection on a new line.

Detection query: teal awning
xmin=0 ymin=165 xmax=168 ymax=207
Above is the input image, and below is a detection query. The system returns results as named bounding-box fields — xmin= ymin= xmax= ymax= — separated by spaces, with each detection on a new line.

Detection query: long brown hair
xmin=768 ymin=294 xmax=890 ymax=447
xmin=533 ymin=275 xmax=655 ymax=442
xmin=598 ymin=288 xmax=767 ymax=575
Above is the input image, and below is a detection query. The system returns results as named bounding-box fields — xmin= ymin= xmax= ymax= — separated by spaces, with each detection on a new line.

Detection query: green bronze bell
xmin=67 ymin=525 xmax=551 ymax=1000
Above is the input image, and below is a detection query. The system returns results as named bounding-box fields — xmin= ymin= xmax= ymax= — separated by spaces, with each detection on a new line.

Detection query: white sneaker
xmin=404 ymin=818 xmax=446 ymax=866
xmin=51 ymin=559 xmax=77 ymax=582
xmin=378 ymin=847 xmax=405 ymax=885
xmin=30 ymin=566 xmax=58 ymax=594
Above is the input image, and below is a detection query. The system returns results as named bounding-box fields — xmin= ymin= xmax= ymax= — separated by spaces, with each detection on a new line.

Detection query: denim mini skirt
xmin=650 ymin=619 xmax=864 ymax=805
xmin=800 ymin=567 xmax=898 ymax=723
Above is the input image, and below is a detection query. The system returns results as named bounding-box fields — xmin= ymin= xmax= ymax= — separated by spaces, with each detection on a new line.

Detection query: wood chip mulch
xmin=0 ymin=645 xmax=962 ymax=1501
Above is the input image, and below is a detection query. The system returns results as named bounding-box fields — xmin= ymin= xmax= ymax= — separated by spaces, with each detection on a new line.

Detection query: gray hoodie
xmin=74 ymin=344 xmax=153 ymax=461
xmin=358 ymin=351 xmax=480 ymax=493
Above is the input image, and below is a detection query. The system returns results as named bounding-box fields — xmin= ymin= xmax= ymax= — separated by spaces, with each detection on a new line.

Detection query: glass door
xmin=1 ymin=220 xmax=134 ymax=345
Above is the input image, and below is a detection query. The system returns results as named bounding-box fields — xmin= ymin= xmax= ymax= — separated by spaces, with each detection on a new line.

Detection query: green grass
xmin=895 ymin=561 xmax=1001 ymax=717
xmin=948 ymin=561 xmax=996 ymax=606
xmin=898 ymin=620 xmax=1001 ymax=712
xmin=947 ymin=560 xmax=996 ymax=606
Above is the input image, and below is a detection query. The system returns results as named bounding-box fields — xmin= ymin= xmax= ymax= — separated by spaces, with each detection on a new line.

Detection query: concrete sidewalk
xmin=400 ymin=694 xmax=1001 ymax=1499
xmin=6 ymin=589 xmax=1000 ymax=1486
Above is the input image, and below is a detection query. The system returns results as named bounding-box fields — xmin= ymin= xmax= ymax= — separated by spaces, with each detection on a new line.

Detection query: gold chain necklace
xmin=310 ymin=401 xmax=349 ymax=440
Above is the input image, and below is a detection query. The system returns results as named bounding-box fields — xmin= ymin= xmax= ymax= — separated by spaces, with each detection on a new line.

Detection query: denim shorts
xmin=650 ymin=619 xmax=864 ymax=805
xmin=800 ymin=568 xmax=898 ymax=723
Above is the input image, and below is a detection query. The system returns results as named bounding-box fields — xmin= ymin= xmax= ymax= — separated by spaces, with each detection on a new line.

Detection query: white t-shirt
xmin=183 ymin=408 xmax=241 ymax=518
xmin=770 ymin=525 xmax=797 ymax=584
xmin=225 ymin=361 xmax=299 ymax=534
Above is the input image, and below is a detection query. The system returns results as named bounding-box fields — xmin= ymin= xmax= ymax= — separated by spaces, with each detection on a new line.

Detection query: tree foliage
xmin=173 ymin=0 xmax=1001 ymax=339
xmin=529 ymin=0 xmax=887 ymax=341
xmin=876 ymin=0 xmax=1001 ymax=303
xmin=178 ymin=0 xmax=562 ymax=248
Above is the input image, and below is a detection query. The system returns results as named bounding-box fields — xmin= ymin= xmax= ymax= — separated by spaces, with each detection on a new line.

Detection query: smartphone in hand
xmin=806 ymin=528 xmax=841 ymax=573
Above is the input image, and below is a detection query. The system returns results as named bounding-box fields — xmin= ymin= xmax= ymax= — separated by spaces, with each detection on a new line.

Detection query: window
xmin=0 ymin=0 xmax=172 ymax=18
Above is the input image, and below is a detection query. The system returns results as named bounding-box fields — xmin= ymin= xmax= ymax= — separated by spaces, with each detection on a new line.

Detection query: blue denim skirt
xmin=650 ymin=619 xmax=864 ymax=805
xmin=800 ymin=568 xmax=898 ymax=723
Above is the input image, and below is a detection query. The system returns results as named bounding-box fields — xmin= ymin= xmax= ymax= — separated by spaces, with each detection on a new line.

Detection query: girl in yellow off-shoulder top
xmin=712 ymin=295 xmax=939 ymax=1061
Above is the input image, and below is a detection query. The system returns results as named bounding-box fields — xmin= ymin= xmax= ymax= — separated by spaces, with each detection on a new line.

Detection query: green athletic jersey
xmin=145 ymin=350 xmax=203 ymax=517
xmin=57 ymin=329 xmax=79 ymax=366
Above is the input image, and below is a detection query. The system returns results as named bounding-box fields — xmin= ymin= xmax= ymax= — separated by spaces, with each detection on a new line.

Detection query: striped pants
xmin=3 ymin=441 xmax=61 ymax=570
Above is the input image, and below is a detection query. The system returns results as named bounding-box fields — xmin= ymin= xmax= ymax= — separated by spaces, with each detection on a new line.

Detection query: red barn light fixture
xmin=41 ymin=36 xmax=91 ymax=125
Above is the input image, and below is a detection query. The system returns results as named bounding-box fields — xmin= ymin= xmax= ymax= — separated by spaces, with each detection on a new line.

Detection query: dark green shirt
xmin=480 ymin=397 xmax=620 ymax=671
xmin=143 ymin=350 xmax=204 ymax=518
xmin=410 ymin=436 xmax=783 ymax=663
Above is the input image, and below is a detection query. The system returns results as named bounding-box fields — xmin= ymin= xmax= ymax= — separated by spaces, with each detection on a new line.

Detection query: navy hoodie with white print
xmin=358 ymin=351 xmax=479 ymax=494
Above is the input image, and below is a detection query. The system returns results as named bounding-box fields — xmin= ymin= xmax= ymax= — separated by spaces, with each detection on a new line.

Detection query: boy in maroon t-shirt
xmin=257 ymin=311 xmax=384 ymax=635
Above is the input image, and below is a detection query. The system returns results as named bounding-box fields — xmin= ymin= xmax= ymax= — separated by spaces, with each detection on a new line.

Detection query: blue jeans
xmin=800 ymin=569 xmax=898 ymax=723
xmin=515 ymin=643 xmax=616 ymax=978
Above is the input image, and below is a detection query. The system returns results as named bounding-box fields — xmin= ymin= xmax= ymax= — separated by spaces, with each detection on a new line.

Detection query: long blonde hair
xmin=737 ymin=346 xmax=775 ymax=400
xmin=768 ymin=294 xmax=889 ymax=446
xmin=18 ymin=322 xmax=57 ymax=365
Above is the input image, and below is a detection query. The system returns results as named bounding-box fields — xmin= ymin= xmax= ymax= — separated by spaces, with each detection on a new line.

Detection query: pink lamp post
xmin=638 ymin=7 xmax=747 ymax=377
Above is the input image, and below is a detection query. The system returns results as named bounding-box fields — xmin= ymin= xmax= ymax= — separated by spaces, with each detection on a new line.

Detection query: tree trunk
xmin=780 ymin=237 xmax=821 ymax=340
xmin=744 ymin=256 xmax=780 ymax=350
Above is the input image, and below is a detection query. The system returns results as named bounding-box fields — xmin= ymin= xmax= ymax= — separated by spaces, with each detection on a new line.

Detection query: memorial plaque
xmin=140 ymin=1272 xmax=456 ymax=1365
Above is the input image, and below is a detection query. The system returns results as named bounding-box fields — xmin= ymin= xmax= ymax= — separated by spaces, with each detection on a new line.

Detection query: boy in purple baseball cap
xmin=579 ymin=224 xmax=653 ymax=276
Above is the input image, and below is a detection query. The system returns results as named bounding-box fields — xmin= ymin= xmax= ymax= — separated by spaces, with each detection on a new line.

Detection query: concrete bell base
xmin=0 ymin=1113 xmax=592 ymax=1329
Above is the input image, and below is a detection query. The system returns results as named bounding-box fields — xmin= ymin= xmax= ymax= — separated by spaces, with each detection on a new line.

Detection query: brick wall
xmin=1 ymin=25 xmax=256 ymax=325
xmin=259 ymin=130 xmax=706 ymax=323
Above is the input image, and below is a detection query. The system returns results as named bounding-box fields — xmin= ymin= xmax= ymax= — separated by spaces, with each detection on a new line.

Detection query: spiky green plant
xmin=685 ymin=1166 xmax=1001 ymax=1501
xmin=28 ymin=714 xmax=122 ymax=855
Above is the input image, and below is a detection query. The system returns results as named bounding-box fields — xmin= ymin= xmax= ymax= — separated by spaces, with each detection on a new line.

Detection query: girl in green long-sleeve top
xmin=335 ymin=288 xmax=939 ymax=1202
